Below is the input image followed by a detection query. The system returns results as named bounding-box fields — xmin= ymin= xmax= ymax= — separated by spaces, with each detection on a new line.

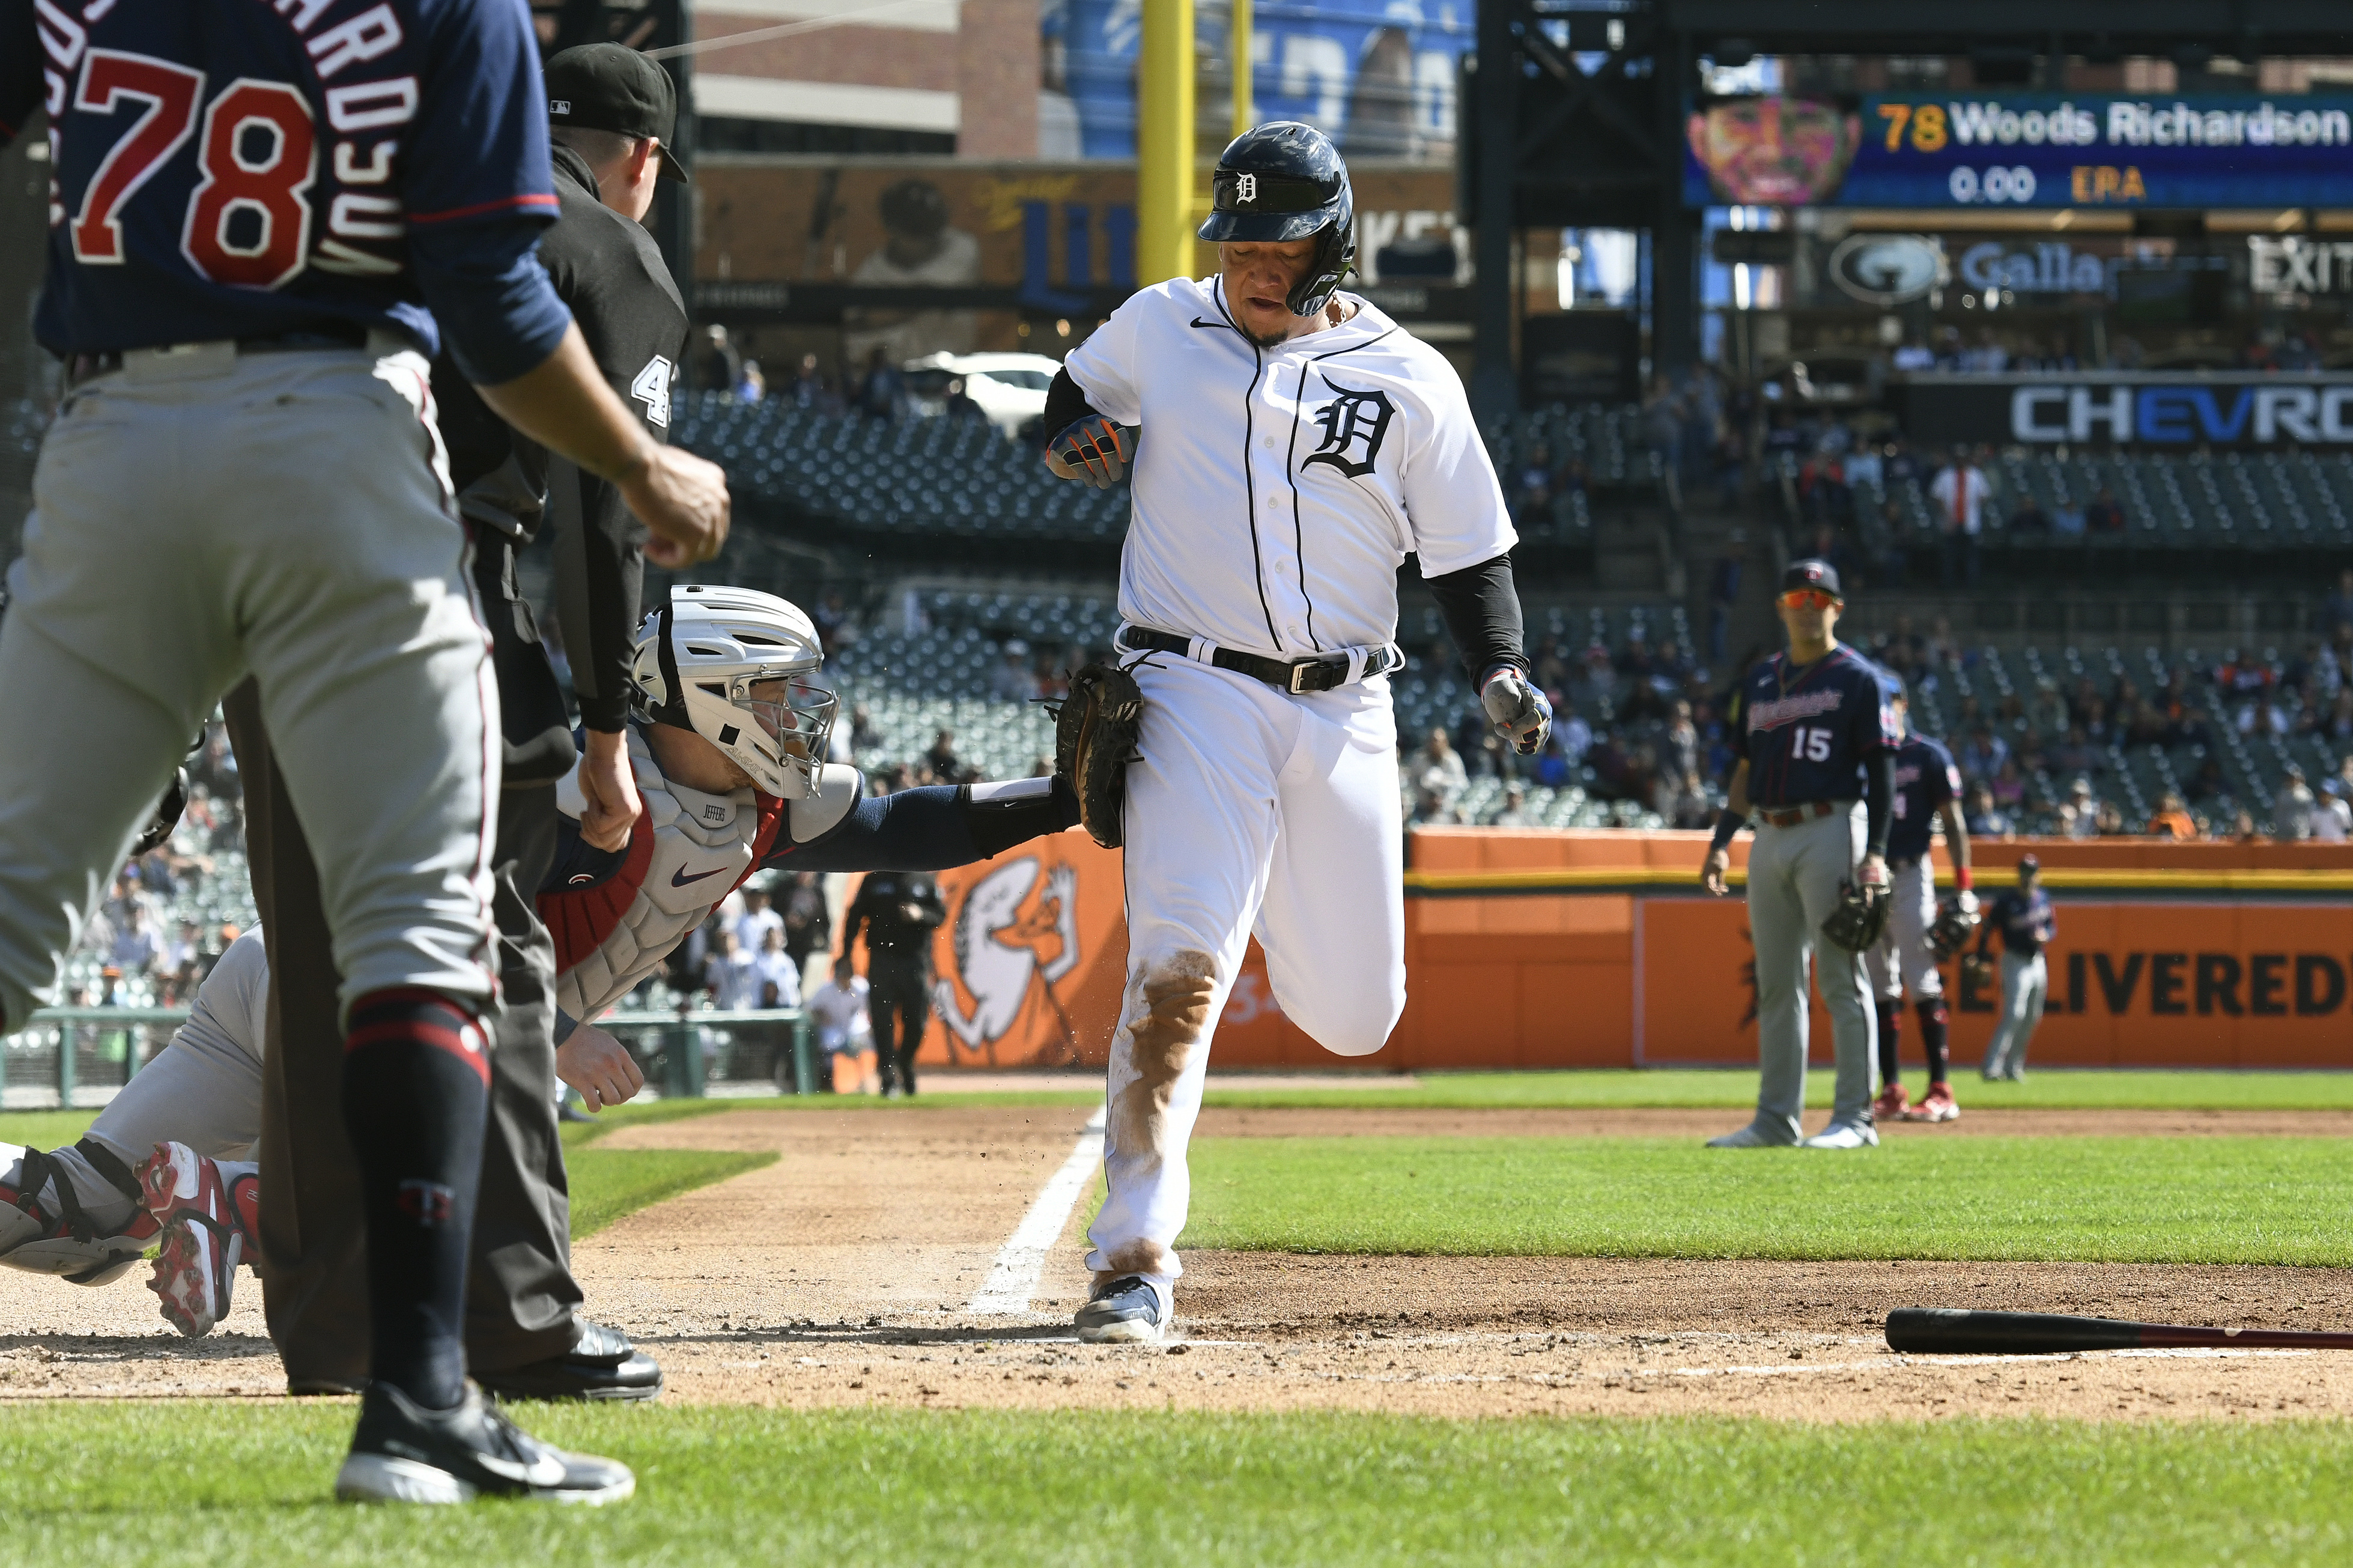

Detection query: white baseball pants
xmin=1983 ymin=952 xmax=2048 ymax=1078
xmin=0 ymin=341 xmax=498 ymax=1028
xmin=1085 ymin=655 xmax=1406 ymax=1291
xmin=1865 ymin=857 xmax=1945 ymax=1001
xmin=1743 ymin=803 xmax=1878 ymax=1140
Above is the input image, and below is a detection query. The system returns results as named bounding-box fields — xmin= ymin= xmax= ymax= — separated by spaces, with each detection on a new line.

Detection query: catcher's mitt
xmin=1048 ymin=662 xmax=1143 ymax=849
xmin=1819 ymin=878 xmax=1890 ymax=954
xmin=1927 ymin=895 xmax=1982 ymax=961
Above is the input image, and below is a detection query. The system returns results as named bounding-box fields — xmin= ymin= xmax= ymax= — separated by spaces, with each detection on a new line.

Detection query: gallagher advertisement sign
xmin=1685 ymin=93 xmax=2353 ymax=208
xmin=1895 ymin=373 xmax=2353 ymax=449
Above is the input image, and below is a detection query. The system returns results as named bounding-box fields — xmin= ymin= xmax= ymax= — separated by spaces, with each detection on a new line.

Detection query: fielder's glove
xmin=1926 ymin=891 xmax=1982 ymax=961
xmin=1480 ymin=665 xmax=1553 ymax=755
xmin=1046 ymin=415 xmax=1131 ymax=489
xmin=1046 ymin=662 xmax=1144 ymax=849
xmin=1820 ymin=877 xmax=1890 ymax=953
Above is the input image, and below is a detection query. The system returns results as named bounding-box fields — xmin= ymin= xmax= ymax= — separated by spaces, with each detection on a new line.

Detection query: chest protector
xmin=546 ymin=728 xmax=787 ymax=1023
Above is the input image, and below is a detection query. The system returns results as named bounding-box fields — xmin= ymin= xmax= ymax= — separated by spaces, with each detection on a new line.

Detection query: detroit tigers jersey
xmin=7 ymin=0 xmax=562 ymax=362
xmin=1062 ymin=276 xmax=1514 ymax=660
xmin=1734 ymin=645 xmax=1900 ymax=808
xmin=1884 ymin=733 xmax=1962 ymax=865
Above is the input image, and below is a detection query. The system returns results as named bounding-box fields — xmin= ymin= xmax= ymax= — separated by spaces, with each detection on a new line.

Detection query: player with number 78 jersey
xmin=4 ymin=0 xmax=730 ymax=1509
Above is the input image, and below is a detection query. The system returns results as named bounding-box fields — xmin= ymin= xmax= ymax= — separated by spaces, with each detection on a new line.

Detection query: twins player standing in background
xmin=1701 ymin=561 xmax=1899 ymax=1149
xmin=1865 ymin=672 xmax=1973 ymax=1125
xmin=1 ymin=0 xmax=726 ymax=1504
xmin=1040 ymin=123 xmax=1550 ymax=1343
xmin=1976 ymin=855 xmax=2058 ymax=1080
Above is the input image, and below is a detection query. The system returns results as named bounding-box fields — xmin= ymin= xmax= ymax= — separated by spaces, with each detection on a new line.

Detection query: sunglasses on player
xmin=1777 ymin=588 xmax=1840 ymax=611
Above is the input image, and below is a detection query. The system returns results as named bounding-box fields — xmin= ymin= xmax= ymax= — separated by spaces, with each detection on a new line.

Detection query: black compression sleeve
xmin=1426 ymin=552 xmax=1528 ymax=682
xmin=967 ymin=778 xmax=1082 ymax=858
xmin=1043 ymin=368 xmax=1105 ymax=435
xmin=1862 ymin=751 xmax=1895 ymax=858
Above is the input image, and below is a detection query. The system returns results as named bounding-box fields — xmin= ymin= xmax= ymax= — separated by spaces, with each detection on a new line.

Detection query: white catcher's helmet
xmin=630 ymin=585 xmax=837 ymax=798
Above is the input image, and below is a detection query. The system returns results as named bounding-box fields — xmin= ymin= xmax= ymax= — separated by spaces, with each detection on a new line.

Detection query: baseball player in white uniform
xmin=1041 ymin=123 xmax=1549 ymax=1342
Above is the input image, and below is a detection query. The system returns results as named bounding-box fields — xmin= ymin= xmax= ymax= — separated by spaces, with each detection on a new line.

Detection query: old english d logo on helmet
xmin=1198 ymin=121 xmax=1356 ymax=318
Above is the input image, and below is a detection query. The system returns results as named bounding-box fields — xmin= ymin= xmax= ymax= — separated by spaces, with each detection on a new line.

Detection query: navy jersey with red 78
xmin=4 ymin=0 xmax=559 ymax=364
xmin=1732 ymin=645 xmax=1901 ymax=807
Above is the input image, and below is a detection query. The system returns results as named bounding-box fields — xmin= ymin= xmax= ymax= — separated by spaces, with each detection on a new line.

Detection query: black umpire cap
xmin=1780 ymin=558 xmax=1843 ymax=601
xmin=546 ymin=44 xmax=690 ymax=183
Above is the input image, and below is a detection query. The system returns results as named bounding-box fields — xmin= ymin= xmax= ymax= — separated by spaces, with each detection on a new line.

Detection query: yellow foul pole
xmin=1230 ymin=0 xmax=1252 ymax=140
xmin=1136 ymin=0 xmax=1195 ymax=285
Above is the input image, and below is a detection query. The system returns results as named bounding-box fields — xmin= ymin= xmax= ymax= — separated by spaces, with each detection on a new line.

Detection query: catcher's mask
xmin=631 ymin=585 xmax=836 ymax=799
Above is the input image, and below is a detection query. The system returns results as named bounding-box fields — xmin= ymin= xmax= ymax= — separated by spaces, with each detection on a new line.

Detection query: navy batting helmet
xmin=1197 ymin=121 xmax=1355 ymax=317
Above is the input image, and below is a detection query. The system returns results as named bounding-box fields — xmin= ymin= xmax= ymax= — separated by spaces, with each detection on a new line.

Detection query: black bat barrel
xmin=1886 ymin=1309 xmax=2148 ymax=1354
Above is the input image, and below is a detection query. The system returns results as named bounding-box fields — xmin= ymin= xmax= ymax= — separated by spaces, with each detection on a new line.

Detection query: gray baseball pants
xmin=0 ymin=339 xmax=498 ymax=1029
xmin=1865 ymin=856 xmax=1945 ymax=1001
xmin=1982 ymin=952 xmax=2047 ymax=1078
xmin=1744 ymin=802 xmax=1878 ymax=1140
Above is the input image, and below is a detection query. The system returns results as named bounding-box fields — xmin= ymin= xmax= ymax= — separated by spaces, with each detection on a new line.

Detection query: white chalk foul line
xmin=967 ymin=1106 xmax=1107 ymax=1315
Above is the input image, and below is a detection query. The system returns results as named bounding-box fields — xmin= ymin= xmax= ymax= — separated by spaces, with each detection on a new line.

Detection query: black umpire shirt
xmin=434 ymin=140 xmax=690 ymax=776
xmin=842 ymin=873 xmax=949 ymax=975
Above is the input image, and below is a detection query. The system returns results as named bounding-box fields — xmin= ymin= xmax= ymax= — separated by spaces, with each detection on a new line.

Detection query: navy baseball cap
xmin=1781 ymin=558 xmax=1842 ymax=600
xmin=2017 ymin=853 xmax=2042 ymax=874
xmin=1876 ymin=668 xmax=1908 ymax=704
xmin=546 ymin=44 xmax=690 ymax=183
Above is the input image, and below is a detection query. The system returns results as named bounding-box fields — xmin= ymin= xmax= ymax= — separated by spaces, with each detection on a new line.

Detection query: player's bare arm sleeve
xmin=1863 ymin=752 xmax=1895 ymax=858
xmin=768 ymin=778 xmax=1079 ymax=874
xmin=1427 ymin=553 xmax=1528 ymax=680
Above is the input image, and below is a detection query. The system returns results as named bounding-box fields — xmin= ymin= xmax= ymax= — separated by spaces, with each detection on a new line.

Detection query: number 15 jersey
xmin=4 ymin=0 xmax=561 ymax=365
xmin=1732 ymin=644 xmax=1900 ymax=808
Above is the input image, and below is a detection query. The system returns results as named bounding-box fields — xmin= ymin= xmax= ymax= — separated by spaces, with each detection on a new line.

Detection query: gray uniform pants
xmin=228 ymin=686 xmax=579 ymax=1390
xmin=1983 ymin=951 xmax=2047 ymax=1078
xmin=1744 ymin=803 xmax=1878 ymax=1140
xmin=0 ymin=340 xmax=497 ymax=1030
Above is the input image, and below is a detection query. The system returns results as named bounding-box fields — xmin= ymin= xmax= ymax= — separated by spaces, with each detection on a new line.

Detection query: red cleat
xmin=1871 ymin=1083 xmax=1910 ymax=1122
xmin=138 ymin=1143 xmax=260 ymax=1338
xmin=1901 ymin=1083 xmax=1960 ymax=1123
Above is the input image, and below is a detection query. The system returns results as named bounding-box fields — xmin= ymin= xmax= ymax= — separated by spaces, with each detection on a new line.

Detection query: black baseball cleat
xmin=476 ymin=1319 xmax=664 ymax=1403
xmin=334 ymin=1380 xmax=635 ymax=1504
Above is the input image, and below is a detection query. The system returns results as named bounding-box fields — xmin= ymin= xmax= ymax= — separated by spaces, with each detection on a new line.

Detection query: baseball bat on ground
xmin=1886 ymin=1308 xmax=2353 ymax=1355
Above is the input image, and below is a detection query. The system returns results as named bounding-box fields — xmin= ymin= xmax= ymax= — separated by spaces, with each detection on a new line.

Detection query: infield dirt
xmin=2 ymin=1101 xmax=2349 ymax=1422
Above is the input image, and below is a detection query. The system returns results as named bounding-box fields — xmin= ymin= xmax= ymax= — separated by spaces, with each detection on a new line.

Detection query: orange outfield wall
xmin=876 ymin=831 xmax=2353 ymax=1073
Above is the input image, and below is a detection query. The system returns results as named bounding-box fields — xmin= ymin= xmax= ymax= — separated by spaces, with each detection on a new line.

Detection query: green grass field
xmin=1179 ymin=1134 xmax=2353 ymax=1264
xmin=3 ymin=1405 xmax=2350 ymax=1566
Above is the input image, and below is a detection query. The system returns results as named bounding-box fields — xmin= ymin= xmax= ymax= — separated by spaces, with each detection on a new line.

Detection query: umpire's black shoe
xmin=335 ymin=1381 xmax=634 ymax=1504
xmin=476 ymin=1319 xmax=665 ymax=1403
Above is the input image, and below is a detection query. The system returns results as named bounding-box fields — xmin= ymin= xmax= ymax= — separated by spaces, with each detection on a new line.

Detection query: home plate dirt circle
xmin=4 ymin=1101 xmax=2349 ymax=1420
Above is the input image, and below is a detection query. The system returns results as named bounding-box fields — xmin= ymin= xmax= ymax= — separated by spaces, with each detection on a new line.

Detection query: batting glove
xmin=1480 ymin=665 xmax=1552 ymax=755
xmin=1047 ymin=415 xmax=1131 ymax=489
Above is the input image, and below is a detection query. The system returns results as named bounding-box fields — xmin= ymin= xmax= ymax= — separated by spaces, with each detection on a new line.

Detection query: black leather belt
xmin=66 ymin=324 xmax=378 ymax=387
xmin=1117 ymin=626 xmax=1403 ymax=695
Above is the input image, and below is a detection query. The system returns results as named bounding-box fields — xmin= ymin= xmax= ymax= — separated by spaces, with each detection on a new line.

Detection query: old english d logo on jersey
xmin=1303 ymin=380 xmax=1396 ymax=479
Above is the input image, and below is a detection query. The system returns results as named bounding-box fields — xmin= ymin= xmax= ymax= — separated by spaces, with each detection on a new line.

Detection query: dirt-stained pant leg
xmin=1087 ymin=659 xmax=1285 ymax=1291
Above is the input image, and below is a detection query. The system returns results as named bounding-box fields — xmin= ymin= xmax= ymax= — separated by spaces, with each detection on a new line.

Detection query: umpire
xmin=840 ymin=870 xmax=948 ymax=1096
xmin=229 ymin=44 xmax=691 ymax=1400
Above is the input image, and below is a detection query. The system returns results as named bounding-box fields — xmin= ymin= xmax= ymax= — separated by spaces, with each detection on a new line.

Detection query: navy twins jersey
xmin=1985 ymin=886 xmax=2056 ymax=957
xmin=5 ymin=0 xmax=556 ymax=359
xmin=1884 ymin=733 xmax=1961 ymax=865
xmin=1733 ymin=644 xmax=1901 ymax=807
